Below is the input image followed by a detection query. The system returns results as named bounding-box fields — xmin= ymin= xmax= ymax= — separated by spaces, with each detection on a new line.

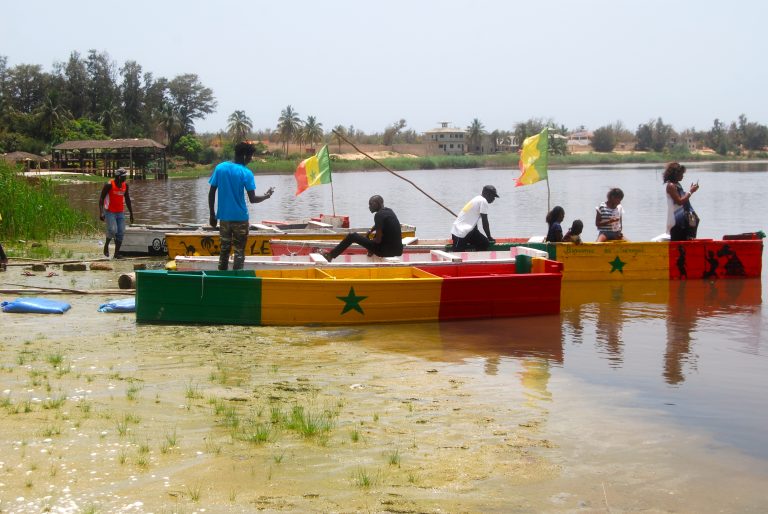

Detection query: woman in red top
xmin=98 ymin=168 xmax=134 ymax=258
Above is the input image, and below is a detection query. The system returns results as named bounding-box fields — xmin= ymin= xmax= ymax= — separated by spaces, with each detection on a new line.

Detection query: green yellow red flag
xmin=516 ymin=128 xmax=549 ymax=187
xmin=295 ymin=145 xmax=332 ymax=195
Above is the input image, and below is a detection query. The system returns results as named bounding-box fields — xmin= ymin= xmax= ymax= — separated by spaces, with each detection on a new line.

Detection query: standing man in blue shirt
xmin=208 ymin=142 xmax=275 ymax=270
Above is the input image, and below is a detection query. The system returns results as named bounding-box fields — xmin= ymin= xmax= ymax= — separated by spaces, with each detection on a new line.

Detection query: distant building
xmin=567 ymin=129 xmax=593 ymax=153
xmin=424 ymin=122 xmax=466 ymax=155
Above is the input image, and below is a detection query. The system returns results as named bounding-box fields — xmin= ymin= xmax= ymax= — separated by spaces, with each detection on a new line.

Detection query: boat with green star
xmin=134 ymin=259 xmax=563 ymax=326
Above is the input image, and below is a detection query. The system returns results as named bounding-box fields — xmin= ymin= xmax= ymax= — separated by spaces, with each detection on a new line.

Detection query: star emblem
xmin=609 ymin=256 xmax=626 ymax=273
xmin=337 ymin=286 xmax=367 ymax=315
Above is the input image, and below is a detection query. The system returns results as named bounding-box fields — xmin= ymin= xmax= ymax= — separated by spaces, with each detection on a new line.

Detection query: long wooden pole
xmin=332 ymin=130 xmax=457 ymax=218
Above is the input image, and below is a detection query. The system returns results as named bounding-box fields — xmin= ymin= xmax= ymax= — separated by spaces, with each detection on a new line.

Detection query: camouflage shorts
xmin=218 ymin=221 xmax=250 ymax=270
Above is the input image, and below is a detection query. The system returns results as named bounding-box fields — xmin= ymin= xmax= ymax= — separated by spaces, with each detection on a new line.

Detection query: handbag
xmin=686 ymin=210 xmax=699 ymax=228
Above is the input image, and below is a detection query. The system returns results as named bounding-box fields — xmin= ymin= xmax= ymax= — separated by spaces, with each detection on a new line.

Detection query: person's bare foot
xmin=319 ymin=250 xmax=333 ymax=262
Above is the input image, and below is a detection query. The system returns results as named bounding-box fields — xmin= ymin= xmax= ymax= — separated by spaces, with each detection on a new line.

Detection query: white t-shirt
xmin=451 ymin=195 xmax=488 ymax=238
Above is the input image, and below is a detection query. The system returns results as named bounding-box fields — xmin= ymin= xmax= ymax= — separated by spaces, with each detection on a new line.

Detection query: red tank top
xmin=104 ymin=180 xmax=126 ymax=213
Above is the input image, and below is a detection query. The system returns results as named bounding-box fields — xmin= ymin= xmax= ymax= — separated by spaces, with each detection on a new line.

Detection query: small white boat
xmin=173 ymin=246 xmax=549 ymax=271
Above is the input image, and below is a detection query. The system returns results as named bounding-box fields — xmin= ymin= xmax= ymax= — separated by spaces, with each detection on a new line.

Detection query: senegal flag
xmin=516 ymin=128 xmax=548 ymax=187
xmin=295 ymin=145 xmax=332 ymax=196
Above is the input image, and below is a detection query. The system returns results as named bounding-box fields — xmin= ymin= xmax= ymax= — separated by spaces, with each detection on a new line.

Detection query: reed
xmin=0 ymin=161 xmax=96 ymax=243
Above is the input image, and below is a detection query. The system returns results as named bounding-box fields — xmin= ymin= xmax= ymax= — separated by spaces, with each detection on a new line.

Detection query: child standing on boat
xmin=595 ymin=188 xmax=625 ymax=241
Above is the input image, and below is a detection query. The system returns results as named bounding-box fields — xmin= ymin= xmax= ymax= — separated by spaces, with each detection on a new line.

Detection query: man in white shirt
xmin=451 ymin=185 xmax=499 ymax=251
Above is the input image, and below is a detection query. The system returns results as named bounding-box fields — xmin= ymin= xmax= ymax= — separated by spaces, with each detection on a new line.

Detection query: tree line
xmin=2 ymin=51 xmax=766 ymax=164
xmin=0 ymin=51 xmax=215 ymax=155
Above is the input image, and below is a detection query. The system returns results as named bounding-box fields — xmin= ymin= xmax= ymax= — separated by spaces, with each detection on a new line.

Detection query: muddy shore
xmin=1 ymin=244 xmax=766 ymax=513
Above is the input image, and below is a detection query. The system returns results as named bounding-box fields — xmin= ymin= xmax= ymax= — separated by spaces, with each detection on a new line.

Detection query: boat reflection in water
xmin=561 ymin=278 xmax=762 ymax=384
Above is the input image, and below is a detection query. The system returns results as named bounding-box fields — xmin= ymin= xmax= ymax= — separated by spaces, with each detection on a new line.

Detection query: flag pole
xmin=331 ymin=130 xmax=457 ymax=218
xmin=330 ymin=179 xmax=337 ymax=216
xmin=546 ymin=176 xmax=551 ymax=212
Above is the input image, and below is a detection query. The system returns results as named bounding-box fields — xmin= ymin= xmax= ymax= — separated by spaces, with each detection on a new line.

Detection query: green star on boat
xmin=609 ymin=256 xmax=626 ymax=273
xmin=337 ymin=286 xmax=367 ymax=315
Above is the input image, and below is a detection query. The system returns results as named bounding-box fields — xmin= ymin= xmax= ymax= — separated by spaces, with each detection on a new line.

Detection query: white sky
xmin=2 ymin=0 xmax=766 ymax=135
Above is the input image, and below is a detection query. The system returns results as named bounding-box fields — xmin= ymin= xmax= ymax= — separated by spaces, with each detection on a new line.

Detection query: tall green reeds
xmin=0 ymin=161 xmax=96 ymax=241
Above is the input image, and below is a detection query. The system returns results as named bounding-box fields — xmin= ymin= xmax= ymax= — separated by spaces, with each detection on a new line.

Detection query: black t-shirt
xmin=373 ymin=207 xmax=403 ymax=257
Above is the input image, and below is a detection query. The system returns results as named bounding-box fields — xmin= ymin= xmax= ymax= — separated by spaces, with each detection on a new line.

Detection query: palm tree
xmin=332 ymin=125 xmax=346 ymax=153
xmin=227 ymin=110 xmax=253 ymax=143
xmin=466 ymin=118 xmax=485 ymax=154
xmin=277 ymin=105 xmax=301 ymax=157
xmin=303 ymin=115 xmax=324 ymax=152
xmin=35 ymin=92 xmax=71 ymax=142
xmin=157 ymin=103 xmax=182 ymax=146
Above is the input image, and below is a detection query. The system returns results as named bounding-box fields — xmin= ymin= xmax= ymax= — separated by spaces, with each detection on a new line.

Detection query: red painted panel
xmin=668 ymin=240 xmax=763 ymax=280
xmin=437 ymin=273 xmax=562 ymax=320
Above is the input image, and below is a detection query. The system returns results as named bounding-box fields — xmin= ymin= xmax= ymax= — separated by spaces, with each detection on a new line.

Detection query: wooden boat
xmin=121 ymin=224 xmax=214 ymax=255
xmin=269 ymin=235 xmax=764 ymax=281
xmin=135 ymin=260 xmax=563 ymax=326
xmin=122 ymin=221 xmax=335 ymax=256
xmin=165 ymin=223 xmax=417 ymax=259
xmin=173 ymin=247 xmax=549 ymax=271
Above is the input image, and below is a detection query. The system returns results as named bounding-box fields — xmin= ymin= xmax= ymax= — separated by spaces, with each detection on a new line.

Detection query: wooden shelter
xmin=2 ymin=151 xmax=50 ymax=172
xmin=51 ymin=139 xmax=167 ymax=179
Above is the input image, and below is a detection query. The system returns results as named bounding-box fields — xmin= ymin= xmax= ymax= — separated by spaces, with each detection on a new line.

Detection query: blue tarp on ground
xmin=1 ymin=297 xmax=71 ymax=314
xmin=98 ymin=298 xmax=136 ymax=313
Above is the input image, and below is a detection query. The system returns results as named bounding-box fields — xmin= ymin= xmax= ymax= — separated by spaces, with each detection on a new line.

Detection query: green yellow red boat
xmin=269 ymin=234 xmax=763 ymax=281
xmin=135 ymin=259 xmax=563 ymax=326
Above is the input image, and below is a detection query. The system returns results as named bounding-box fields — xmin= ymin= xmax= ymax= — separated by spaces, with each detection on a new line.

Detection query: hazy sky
xmin=3 ymin=0 xmax=766 ymax=135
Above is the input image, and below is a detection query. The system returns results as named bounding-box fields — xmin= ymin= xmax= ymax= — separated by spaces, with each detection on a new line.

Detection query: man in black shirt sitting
xmin=322 ymin=195 xmax=403 ymax=261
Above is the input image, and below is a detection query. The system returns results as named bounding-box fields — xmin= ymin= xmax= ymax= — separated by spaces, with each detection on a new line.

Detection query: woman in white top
xmin=664 ymin=162 xmax=700 ymax=241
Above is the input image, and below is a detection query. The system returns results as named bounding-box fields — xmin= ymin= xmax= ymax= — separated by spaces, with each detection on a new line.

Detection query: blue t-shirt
xmin=208 ymin=161 xmax=256 ymax=222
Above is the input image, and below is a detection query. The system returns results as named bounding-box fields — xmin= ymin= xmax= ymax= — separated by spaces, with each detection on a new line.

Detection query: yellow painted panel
xmin=260 ymin=275 xmax=443 ymax=325
xmin=558 ymin=242 xmax=670 ymax=281
xmin=166 ymin=228 xmax=417 ymax=258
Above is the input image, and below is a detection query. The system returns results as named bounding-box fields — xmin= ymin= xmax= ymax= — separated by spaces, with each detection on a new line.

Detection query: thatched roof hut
xmin=51 ymin=138 xmax=167 ymax=178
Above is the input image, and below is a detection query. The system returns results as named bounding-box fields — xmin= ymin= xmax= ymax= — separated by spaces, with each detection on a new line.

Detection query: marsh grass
xmin=284 ymin=405 xmax=334 ymax=438
xmin=187 ymin=483 xmax=202 ymax=502
xmin=40 ymin=425 xmax=61 ymax=437
xmin=353 ymin=467 xmax=377 ymax=488
xmin=0 ymin=161 xmax=97 ymax=244
xmin=46 ymin=351 xmax=64 ymax=368
xmin=204 ymin=438 xmax=222 ymax=455
xmin=41 ymin=394 xmax=66 ymax=410
xmin=237 ymin=421 xmax=271 ymax=444
xmin=388 ymin=449 xmax=401 ymax=467
xmin=350 ymin=429 xmax=360 ymax=442
xmin=125 ymin=381 xmax=142 ymax=401
xmin=185 ymin=380 xmax=203 ymax=400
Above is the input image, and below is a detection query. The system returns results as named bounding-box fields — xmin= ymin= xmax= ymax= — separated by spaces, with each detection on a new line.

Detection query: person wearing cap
xmin=451 ymin=185 xmax=498 ymax=251
xmin=209 ymin=141 xmax=275 ymax=270
xmin=98 ymin=168 xmax=134 ymax=259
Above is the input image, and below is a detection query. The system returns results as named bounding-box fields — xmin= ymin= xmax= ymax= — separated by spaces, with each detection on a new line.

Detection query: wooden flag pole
xmin=332 ymin=130 xmax=457 ymax=218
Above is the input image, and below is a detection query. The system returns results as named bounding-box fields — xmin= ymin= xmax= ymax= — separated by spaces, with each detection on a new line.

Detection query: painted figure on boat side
xmin=451 ymin=185 xmax=499 ymax=251
xmin=208 ymin=141 xmax=274 ymax=270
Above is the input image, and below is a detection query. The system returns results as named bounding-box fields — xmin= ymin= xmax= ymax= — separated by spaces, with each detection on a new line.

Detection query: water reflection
xmin=563 ymin=279 xmax=762 ymax=384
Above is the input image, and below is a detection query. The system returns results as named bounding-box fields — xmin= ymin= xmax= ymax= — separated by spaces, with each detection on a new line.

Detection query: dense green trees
xmin=0 ymin=51 xmax=216 ymax=154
